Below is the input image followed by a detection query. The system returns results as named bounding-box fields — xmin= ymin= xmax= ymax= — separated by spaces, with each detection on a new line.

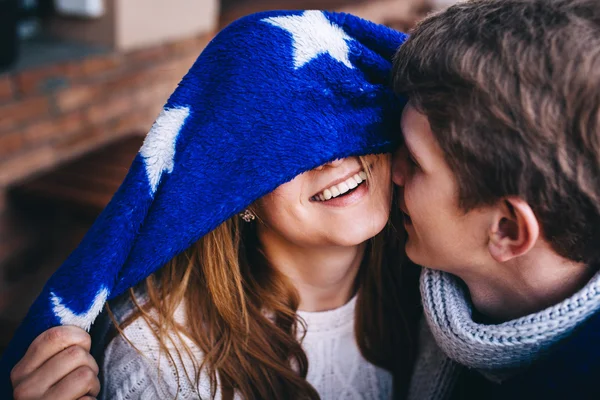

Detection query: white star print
xmin=263 ymin=10 xmax=354 ymax=69
xmin=50 ymin=287 xmax=109 ymax=331
xmin=139 ymin=106 xmax=190 ymax=195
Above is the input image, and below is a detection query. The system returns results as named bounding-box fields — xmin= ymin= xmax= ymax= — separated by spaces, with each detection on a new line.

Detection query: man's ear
xmin=488 ymin=197 xmax=540 ymax=263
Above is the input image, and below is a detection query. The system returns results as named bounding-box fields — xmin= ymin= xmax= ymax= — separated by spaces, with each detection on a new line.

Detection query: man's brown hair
xmin=393 ymin=0 xmax=600 ymax=264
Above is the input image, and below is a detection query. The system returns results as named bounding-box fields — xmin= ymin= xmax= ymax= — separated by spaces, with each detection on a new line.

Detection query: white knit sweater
xmin=100 ymin=296 xmax=392 ymax=399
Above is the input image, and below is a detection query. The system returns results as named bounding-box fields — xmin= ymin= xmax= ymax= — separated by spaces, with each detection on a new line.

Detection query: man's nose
xmin=391 ymin=149 xmax=406 ymax=187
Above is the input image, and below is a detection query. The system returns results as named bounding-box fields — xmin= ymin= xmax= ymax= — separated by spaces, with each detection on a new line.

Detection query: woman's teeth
xmin=312 ymin=171 xmax=368 ymax=202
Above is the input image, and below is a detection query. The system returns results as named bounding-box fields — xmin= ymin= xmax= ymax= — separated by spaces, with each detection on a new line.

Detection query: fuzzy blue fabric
xmin=0 ymin=10 xmax=407 ymax=396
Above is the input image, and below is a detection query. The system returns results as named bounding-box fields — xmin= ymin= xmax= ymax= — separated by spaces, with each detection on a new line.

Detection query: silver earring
xmin=239 ymin=209 xmax=256 ymax=222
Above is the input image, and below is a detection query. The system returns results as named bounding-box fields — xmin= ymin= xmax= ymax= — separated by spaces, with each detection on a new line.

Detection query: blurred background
xmin=0 ymin=0 xmax=456 ymax=353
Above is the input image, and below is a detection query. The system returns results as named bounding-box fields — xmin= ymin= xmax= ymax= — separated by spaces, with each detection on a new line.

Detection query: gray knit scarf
xmin=408 ymin=268 xmax=600 ymax=400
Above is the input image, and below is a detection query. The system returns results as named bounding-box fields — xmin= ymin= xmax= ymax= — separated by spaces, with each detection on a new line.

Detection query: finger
xmin=26 ymin=344 xmax=99 ymax=395
xmin=46 ymin=366 xmax=100 ymax=400
xmin=11 ymin=326 xmax=91 ymax=387
xmin=12 ymin=344 xmax=98 ymax=400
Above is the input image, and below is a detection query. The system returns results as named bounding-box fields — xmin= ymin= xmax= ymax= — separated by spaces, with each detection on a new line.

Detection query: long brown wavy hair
xmin=108 ymin=158 xmax=419 ymax=399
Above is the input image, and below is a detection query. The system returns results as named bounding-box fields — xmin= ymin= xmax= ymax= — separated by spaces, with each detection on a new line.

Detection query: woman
xmin=101 ymin=154 xmax=413 ymax=399
xmin=7 ymin=10 xmax=418 ymax=400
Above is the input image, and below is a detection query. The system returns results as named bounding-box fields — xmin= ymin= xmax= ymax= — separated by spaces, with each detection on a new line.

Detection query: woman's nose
xmin=326 ymin=158 xmax=344 ymax=167
xmin=315 ymin=158 xmax=344 ymax=170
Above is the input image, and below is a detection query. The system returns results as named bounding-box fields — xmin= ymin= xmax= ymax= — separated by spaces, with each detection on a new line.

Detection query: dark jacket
xmin=451 ymin=309 xmax=600 ymax=400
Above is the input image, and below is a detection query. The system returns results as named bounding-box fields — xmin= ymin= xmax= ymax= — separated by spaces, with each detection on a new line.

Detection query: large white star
xmin=139 ymin=106 xmax=190 ymax=195
xmin=50 ymin=287 xmax=109 ymax=331
xmin=263 ymin=10 xmax=354 ymax=69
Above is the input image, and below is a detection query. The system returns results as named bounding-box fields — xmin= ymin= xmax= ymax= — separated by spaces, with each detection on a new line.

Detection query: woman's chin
xmin=326 ymin=218 xmax=388 ymax=247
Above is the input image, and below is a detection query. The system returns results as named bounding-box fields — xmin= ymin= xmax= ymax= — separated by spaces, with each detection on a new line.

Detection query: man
xmin=392 ymin=0 xmax=600 ymax=398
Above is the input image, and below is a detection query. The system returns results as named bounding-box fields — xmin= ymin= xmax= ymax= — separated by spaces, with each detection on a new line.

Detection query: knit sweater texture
xmin=408 ymin=268 xmax=600 ymax=400
xmin=100 ymin=296 xmax=392 ymax=399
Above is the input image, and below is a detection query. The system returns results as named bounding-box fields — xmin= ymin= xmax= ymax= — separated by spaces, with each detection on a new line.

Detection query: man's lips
xmin=398 ymin=203 xmax=412 ymax=224
xmin=398 ymin=201 xmax=409 ymax=216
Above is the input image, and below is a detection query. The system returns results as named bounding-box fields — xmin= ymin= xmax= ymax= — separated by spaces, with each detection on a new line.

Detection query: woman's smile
xmin=310 ymin=167 xmax=370 ymax=207
xmin=313 ymin=178 xmax=369 ymax=207
xmin=256 ymin=155 xmax=391 ymax=248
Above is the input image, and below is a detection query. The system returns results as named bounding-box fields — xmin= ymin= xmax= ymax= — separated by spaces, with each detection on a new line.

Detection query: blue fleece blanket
xmin=0 ymin=10 xmax=407 ymax=396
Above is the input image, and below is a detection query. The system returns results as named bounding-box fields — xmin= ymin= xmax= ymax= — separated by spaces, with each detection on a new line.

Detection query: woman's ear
xmin=488 ymin=197 xmax=540 ymax=263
